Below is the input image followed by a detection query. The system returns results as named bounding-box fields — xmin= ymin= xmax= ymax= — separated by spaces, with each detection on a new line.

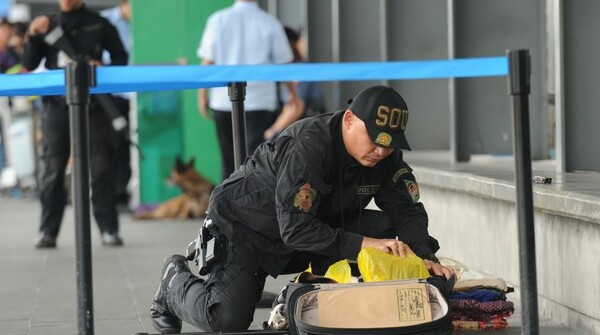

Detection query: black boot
xmin=150 ymin=255 xmax=190 ymax=334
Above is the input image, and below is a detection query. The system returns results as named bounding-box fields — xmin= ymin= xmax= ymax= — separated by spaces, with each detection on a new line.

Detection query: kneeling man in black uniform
xmin=150 ymin=85 xmax=453 ymax=333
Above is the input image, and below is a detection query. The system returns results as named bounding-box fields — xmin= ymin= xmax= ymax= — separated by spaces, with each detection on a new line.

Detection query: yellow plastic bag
xmin=324 ymin=259 xmax=352 ymax=284
xmin=296 ymin=260 xmax=352 ymax=284
xmin=357 ymin=247 xmax=430 ymax=282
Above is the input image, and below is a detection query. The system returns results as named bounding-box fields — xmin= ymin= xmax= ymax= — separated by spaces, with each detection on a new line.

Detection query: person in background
xmin=101 ymin=0 xmax=132 ymax=210
xmin=0 ymin=19 xmax=22 ymax=178
xmin=0 ymin=19 xmax=20 ymax=73
xmin=9 ymin=21 xmax=28 ymax=61
xmin=277 ymin=26 xmax=327 ymax=122
xmin=197 ymin=0 xmax=303 ymax=182
xmin=23 ymin=0 xmax=128 ymax=248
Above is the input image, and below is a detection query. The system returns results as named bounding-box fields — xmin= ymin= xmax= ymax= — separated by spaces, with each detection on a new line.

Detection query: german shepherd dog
xmin=134 ymin=157 xmax=214 ymax=220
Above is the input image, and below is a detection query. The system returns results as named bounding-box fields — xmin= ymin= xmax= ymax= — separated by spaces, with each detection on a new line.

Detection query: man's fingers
xmin=425 ymin=262 xmax=454 ymax=280
xmin=365 ymin=238 xmax=413 ymax=258
xmin=398 ymin=242 xmax=407 ymax=258
xmin=432 ymin=263 xmax=444 ymax=277
xmin=396 ymin=244 xmax=404 ymax=257
xmin=199 ymin=107 xmax=212 ymax=120
xmin=388 ymin=241 xmax=409 ymax=258
xmin=388 ymin=244 xmax=399 ymax=256
xmin=424 ymin=260 xmax=444 ymax=277
xmin=442 ymin=266 xmax=454 ymax=280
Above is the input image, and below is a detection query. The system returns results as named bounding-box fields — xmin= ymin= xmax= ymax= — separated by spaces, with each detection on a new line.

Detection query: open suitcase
xmin=284 ymin=277 xmax=452 ymax=335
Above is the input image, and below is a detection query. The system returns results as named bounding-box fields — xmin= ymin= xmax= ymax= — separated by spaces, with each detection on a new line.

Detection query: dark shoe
xmin=34 ymin=233 xmax=56 ymax=248
xmin=151 ymin=255 xmax=190 ymax=334
xmin=101 ymin=232 xmax=124 ymax=247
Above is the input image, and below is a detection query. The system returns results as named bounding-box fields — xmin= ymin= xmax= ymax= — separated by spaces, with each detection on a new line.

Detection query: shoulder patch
xmin=294 ymin=183 xmax=317 ymax=213
xmin=404 ymin=180 xmax=420 ymax=203
xmin=392 ymin=168 xmax=409 ymax=183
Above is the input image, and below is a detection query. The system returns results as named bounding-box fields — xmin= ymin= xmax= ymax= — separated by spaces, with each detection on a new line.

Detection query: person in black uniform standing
xmin=23 ymin=0 xmax=128 ymax=248
xmin=150 ymin=85 xmax=454 ymax=333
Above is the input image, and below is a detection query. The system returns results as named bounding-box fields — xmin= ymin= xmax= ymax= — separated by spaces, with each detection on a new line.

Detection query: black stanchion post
xmin=507 ymin=49 xmax=539 ymax=335
xmin=65 ymin=56 xmax=95 ymax=335
xmin=228 ymin=82 xmax=248 ymax=167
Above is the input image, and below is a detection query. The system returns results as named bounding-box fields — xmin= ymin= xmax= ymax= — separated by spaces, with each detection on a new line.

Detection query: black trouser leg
xmin=167 ymin=262 xmax=262 ymax=332
xmin=113 ymin=96 xmax=131 ymax=206
xmin=88 ymin=107 xmax=119 ymax=235
xmin=244 ymin=110 xmax=272 ymax=155
xmin=39 ymin=102 xmax=70 ymax=238
xmin=213 ymin=109 xmax=273 ymax=182
xmin=214 ymin=110 xmax=235 ymax=182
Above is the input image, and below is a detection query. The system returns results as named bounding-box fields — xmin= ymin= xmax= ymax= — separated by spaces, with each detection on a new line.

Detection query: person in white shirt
xmin=197 ymin=0 xmax=302 ymax=181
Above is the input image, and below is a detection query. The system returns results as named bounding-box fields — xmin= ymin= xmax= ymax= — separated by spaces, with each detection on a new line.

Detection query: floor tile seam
xmin=28 ymin=319 xmax=77 ymax=324
xmin=29 ymin=316 xmax=141 ymax=324
xmin=26 ymin=252 xmax=49 ymax=335
xmin=116 ymin=248 xmax=147 ymax=333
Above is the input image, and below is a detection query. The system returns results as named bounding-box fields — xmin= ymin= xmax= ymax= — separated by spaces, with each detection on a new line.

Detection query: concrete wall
xmin=415 ymin=168 xmax=600 ymax=334
xmin=261 ymin=0 xmax=548 ymax=160
xmin=454 ymin=0 xmax=547 ymax=161
xmin=563 ymin=1 xmax=600 ymax=172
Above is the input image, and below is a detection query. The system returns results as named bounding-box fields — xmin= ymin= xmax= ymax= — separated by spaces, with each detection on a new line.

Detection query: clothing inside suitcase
xmin=293 ymin=281 xmax=449 ymax=329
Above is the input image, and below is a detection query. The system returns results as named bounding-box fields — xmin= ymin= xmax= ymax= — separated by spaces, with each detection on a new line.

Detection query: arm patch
xmin=293 ymin=183 xmax=317 ymax=213
xmin=404 ymin=180 xmax=420 ymax=203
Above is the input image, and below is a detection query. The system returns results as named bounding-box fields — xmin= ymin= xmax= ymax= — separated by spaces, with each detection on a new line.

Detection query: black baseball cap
xmin=348 ymin=85 xmax=412 ymax=150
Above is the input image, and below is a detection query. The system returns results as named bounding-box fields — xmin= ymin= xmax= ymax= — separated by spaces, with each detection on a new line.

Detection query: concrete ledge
xmin=413 ymin=166 xmax=600 ymax=224
xmin=411 ymin=164 xmax=600 ymax=335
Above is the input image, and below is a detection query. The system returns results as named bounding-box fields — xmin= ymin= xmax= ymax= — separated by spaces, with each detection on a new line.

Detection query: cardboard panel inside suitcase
xmin=293 ymin=281 xmax=449 ymax=329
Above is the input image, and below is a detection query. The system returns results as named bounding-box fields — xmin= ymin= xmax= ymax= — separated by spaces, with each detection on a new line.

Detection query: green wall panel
xmin=131 ymin=0 xmax=231 ymax=202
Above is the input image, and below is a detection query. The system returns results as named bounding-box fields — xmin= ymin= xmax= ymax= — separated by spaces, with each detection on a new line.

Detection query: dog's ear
xmin=175 ymin=156 xmax=185 ymax=173
xmin=187 ymin=157 xmax=195 ymax=169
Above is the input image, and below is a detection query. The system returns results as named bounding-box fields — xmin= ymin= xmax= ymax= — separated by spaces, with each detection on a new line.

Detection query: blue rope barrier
xmin=0 ymin=56 xmax=508 ymax=96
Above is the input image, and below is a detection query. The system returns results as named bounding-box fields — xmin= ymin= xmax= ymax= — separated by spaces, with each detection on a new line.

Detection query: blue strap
xmin=0 ymin=57 xmax=508 ymax=96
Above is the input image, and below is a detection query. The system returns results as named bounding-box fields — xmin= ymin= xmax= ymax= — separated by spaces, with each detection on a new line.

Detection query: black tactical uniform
xmin=210 ymin=111 xmax=439 ymax=275
xmin=156 ymin=111 xmax=440 ymax=332
xmin=23 ymin=5 xmax=128 ymax=245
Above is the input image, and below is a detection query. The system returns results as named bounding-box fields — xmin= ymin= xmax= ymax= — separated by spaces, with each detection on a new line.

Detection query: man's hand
xmin=28 ymin=16 xmax=50 ymax=36
xmin=361 ymin=237 xmax=415 ymax=258
xmin=198 ymin=59 xmax=215 ymax=120
xmin=423 ymin=259 xmax=454 ymax=280
xmin=263 ymin=127 xmax=276 ymax=140
xmin=197 ymin=89 xmax=212 ymax=120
